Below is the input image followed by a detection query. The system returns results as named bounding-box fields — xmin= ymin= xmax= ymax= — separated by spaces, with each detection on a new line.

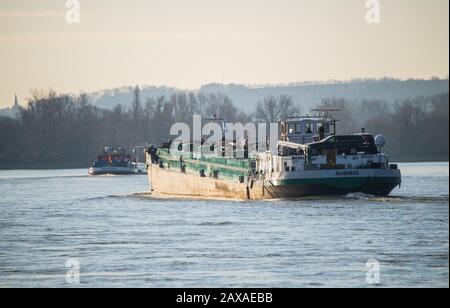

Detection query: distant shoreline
xmin=0 ymin=159 xmax=448 ymax=171
xmin=0 ymin=162 xmax=88 ymax=170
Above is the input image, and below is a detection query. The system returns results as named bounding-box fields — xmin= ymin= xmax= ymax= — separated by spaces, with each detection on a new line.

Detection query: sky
xmin=0 ymin=0 xmax=448 ymax=107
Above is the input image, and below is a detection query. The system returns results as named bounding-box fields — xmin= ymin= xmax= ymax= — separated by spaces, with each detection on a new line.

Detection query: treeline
xmin=0 ymin=88 xmax=263 ymax=166
xmin=0 ymin=88 xmax=448 ymax=167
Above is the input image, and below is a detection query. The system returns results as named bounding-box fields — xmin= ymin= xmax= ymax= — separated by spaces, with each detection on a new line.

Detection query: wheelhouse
xmin=280 ymin=113 xmax=337 ymax=145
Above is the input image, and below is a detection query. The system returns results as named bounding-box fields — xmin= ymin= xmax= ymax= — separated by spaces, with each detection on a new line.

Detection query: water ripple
xmin=0 ymin=163 xmax=448 ymax=288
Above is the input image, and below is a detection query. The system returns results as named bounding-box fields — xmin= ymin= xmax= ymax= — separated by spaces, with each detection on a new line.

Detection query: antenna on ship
xmin=204 ymin=114 xmax=225 ymax=134
xmin=204 ymin=114 xmax=227 ymax=156
xmin=311 ymin=108 xmax=340 ymax=135
xmin=311 ymin=108 xmax=340 ymax=117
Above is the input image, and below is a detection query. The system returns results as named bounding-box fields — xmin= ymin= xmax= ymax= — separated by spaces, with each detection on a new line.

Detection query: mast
xmin=311 ymin=108 xmax=340 ymax=135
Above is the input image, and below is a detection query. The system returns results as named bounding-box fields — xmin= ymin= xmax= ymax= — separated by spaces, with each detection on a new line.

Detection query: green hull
xmin=266 ymin=176 xmax=401 ymax=197
xmin=149 ymin=148 xmax=402 ymax=199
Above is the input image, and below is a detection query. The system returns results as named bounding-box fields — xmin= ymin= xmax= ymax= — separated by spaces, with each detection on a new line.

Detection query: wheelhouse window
xmin=288 ymin=123 xmax=301 ymax=134
xmin=318 ymin=123 xmax=330 ymax=134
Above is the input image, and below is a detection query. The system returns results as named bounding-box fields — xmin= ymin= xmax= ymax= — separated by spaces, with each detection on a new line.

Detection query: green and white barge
xmin=146 ymin=112 xmax=401 ymax=199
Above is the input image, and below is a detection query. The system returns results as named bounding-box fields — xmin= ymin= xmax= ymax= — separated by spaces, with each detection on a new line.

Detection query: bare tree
xmin=1 ymin=90 xmax=447 ymax=167
xmin=255 ymin=95 xmax=300 ymax=123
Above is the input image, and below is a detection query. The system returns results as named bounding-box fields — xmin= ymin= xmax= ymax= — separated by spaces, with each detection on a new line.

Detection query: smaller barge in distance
xmin=89 ymin=146 xmax=147 ymax=176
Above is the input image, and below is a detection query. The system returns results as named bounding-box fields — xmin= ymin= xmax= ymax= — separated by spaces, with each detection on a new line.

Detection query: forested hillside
xmin=0 ymin=88 xmax=448 ymax=168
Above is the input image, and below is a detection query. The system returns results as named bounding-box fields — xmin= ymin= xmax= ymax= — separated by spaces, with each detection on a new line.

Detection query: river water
xmin=0 ymin=162 xmax=448 ymax=288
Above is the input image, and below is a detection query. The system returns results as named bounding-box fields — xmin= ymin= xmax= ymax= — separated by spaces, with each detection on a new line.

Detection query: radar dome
xmin=375 ymin=134 xmax=386 ymax=148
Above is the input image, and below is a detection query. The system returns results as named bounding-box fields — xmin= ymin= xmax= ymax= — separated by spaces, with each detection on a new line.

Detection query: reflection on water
xmin=0 ymin=162 xmax=448 ymax=288
xmin=399 ymin=162 xmax=449 ymax=177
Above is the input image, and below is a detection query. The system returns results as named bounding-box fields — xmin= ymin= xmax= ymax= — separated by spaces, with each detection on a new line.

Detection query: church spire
xmin=13 ymin=94 xmax=19 ymax=108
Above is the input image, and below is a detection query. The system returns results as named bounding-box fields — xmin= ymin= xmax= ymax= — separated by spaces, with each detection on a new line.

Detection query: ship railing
xmin=277 ymin=141 xmax=309 ymax=152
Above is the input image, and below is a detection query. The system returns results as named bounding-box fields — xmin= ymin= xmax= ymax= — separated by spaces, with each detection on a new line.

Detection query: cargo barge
xmin=89 ymin=147 xmax=146 ymax=176
xmin=145 ymin=112 xmax=401 ymax=200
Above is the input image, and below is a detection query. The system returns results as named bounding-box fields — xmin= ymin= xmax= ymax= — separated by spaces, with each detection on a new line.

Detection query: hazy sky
xmin=0 ymin=0 xmax=448 ymax=107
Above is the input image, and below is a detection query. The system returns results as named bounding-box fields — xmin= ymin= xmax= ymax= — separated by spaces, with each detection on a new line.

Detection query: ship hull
xmin=148 ymin=164 xmax=259 ymax=200
xmin=264 ymin=177 xmax=400 ymax=198
xmin=148 ymin=163 xmax=401 ymax=200
xmin=265 ymin=169 xmax=401 ymax=197
xmin=88 ymin=166 xmax=138 ymax=176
